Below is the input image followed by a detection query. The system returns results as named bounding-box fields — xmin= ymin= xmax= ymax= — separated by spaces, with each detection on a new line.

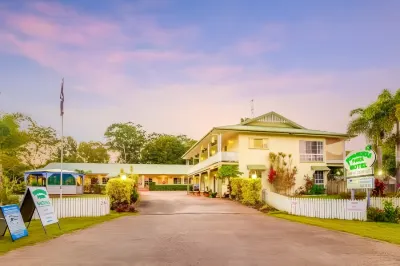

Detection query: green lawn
xmin=270 ymin=213 xmax=400 ymax=245
xmin=0 ymin=212 xmax=134 ymax=255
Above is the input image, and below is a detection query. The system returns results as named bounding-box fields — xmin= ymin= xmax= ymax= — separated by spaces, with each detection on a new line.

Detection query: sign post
xmin=344 ymin=145 xmax=376 ymax=205
xmin=0 ymin=204 xmax=28 ymax=241
xmin=20 ymin=187 xmax=60 ymax=234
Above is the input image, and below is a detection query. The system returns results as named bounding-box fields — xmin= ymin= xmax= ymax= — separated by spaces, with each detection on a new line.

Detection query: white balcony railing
xmin=300 ymin=154 xmax=324 ymax=162
xmin=188 ymin=152 xmax=238 ymax=175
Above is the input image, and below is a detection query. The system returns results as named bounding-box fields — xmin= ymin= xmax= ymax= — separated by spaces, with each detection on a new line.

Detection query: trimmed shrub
xmin=309 ymin=185 xmax=325 ymax=195
xmin=106 ymin=178 xmax=134 ymax=207
xmin=149 ymin=183 xmax=192 ymax=191
xmin=339 ymin=191 xmax=366 ymax=200
xmin=230 ymin=178 xmax=261 ymax=206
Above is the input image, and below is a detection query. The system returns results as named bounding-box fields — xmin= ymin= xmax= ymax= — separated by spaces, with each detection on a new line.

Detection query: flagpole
xmin=60 ymin=78 xmax=64 ymax=201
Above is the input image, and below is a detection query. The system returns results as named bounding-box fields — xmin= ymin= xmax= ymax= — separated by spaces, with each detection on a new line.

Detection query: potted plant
xmin=203 ymin=189 xmax=210 ymax=197
xmin=210 ymin=192 xmax=217 ymax=198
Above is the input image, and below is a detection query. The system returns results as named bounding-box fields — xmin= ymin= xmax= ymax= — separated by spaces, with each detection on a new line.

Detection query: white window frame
xmin=249 ymin=138 xmax=269 ymax=149
xmin=300 ymin=141 xmax=324 ymax=162
xmin=173 ymin=178 xmax=181 ymax=184
xmin=314 ymin=171 xmax=324 ymax=185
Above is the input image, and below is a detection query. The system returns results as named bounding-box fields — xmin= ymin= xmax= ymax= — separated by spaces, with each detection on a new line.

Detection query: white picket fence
xmin=370 ymin=197 xmax=400 ymax=209
xmin=31 ymin=197 xmax=110 ymax=219
xmin=265 ymin=191 xmax=367 ymax=221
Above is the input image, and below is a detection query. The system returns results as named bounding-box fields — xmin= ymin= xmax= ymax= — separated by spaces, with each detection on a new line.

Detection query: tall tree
xmin=348 ymin=89 xmax=400 ymax=184
xmin=347 ymin=107 xmax=384 ymax=169
xmin=77 ymin=141 xmax=109 ymax=163
xmin=141 ymin=134 xmax=196 ymax=164
xmin=20 ymin=121 xmax=59 ymax=168
xmin=104 ymin=122 xmax=146 ymax=163
xmin=54 ymin=136 xmax=78 ymax=163
xmin=0 ymin=113 xmax=29 ymax=182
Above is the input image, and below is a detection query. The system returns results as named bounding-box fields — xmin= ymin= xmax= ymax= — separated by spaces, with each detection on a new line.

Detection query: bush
xmin=383 ymin=200 xmax=399 ymax=223
xmin=339 ymin=191 xmax=366 ymax=200
xmin=372 ymin=179 xmax=386 ymax=196
xmin=367 ymin=207 xmax=386 ymax=222
xmin=367 ymin=200 xmax=400 ymax=223
xmin=231 ymin=178 xmax=261 ymax=206
xmin=131 ymin=189 xmax=140 ymax=203
xmin=309 ymin=185 xmax=325 ymax=195
xmin=149 ymin=183 xmax=192 ymax=191
xmin=230 ymin=178 xmax=244 ymax=200
xmin=106 ymin=178 xmax=134 ymax=207
xmin=12 ymin=182 xmax=26 ymax=195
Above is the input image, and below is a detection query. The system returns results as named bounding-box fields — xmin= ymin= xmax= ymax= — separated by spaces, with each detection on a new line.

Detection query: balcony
xmin=188 ymin=152 xmax=238 ymax=175
xmin=300 ymin=154 xmax=324 ymax=163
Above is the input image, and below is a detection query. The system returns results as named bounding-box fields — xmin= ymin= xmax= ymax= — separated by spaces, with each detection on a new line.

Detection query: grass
xmin=0 ymin=212 xmax=134 ymax=255
xmin=269 ymin=213 xmax=400 ymax=245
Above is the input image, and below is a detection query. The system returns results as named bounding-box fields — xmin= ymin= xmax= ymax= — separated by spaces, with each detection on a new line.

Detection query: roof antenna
xmin=250 ymin=99 xmax=254 ymax=118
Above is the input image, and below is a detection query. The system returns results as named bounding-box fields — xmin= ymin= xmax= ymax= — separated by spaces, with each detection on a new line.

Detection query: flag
xmin=60 ymin=78 xmax=64 ymax=116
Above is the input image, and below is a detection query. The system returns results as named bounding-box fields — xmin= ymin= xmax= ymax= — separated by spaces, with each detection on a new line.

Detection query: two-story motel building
xmin=182 ymin=112 xmax=350 ymax=195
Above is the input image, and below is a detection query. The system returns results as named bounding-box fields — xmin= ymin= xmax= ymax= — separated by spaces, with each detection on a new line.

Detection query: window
xmin=300 ymin=141 xmax=324 ymax=162
xmin=102 ymin=178 xmax=109 ymax=185
xmin=249 ymin=138 xmax=268 ymax=149
xmin=174 ymin=178 xmax=181 ymax=184
xmin=47 ymin=174 xmax=76 ymax=185
xmin=314 ymin=171 xmax=324 ymax=185
xmin=91 ymin=177 xmax=98 ymax=185
xmin=184 ymin=177 xmax=188 ymax=184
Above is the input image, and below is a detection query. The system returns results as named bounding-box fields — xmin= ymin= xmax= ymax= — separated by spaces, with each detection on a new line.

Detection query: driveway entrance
xmin=1 ymin=191 xmax=400 ymax=265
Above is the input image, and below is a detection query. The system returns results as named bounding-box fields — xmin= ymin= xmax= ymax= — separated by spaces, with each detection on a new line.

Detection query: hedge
xmin=230 ymin=178 xmax=262 ymax=206
xmin=149 ymin=182 xmax=192 ymax=191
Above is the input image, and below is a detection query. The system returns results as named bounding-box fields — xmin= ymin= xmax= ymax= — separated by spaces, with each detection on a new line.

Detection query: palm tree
xmin=347 ymin=107 xmax=384 ymax=170
xmin=348 ymin=89 xmax=400 ymax=185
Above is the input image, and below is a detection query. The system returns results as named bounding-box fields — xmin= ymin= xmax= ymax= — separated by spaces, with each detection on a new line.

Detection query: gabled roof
xmin=241 ymin=111 xmax=305 ymax=129
xmin=214 ymin=124 xmax=349 ymax=138
xmin=182 ymin=111 xmax=350 ymax=159
xmin=39 ymin=163 xmax=190 ymax=176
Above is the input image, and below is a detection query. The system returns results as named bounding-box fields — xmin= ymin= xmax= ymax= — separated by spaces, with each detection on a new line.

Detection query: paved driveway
xmin=1 ymin=191 xmax=400 ymax=266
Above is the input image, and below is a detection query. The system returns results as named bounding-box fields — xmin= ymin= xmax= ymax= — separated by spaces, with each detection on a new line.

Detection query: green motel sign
xmin=344 ymin=145 xmax=376 ymax=177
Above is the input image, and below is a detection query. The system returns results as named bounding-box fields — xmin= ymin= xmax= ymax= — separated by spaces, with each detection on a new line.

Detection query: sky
xmin=0 ymin=0 xmax=399 ymax=150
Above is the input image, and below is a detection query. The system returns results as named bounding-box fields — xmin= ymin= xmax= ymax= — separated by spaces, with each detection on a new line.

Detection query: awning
xmin=311 ymin=166 xmax=331 ymax=171
xmin=247 ymin=165 xmax=267 ymax=170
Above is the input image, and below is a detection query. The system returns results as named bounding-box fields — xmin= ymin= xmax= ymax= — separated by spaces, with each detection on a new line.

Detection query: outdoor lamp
xmin=378 ymin=170 xmax=383 ymax=176
xmin=121 ymin=174 xmax=127 ymax=180
xmin=251 ymin=172 xmax=257 ymax=179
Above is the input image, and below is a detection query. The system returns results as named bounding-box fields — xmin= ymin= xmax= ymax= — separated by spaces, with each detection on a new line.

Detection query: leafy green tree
xmin=141 ymin=134 xmax=196 ymax=164
xmin=54 ymin=136 xmax=78 ymax=163
xmin=0 ymin=113 xmax=29 ymax=182
xmin=77 ymin=141 xmax=109 ymax=163
xmin=348 ymin=89 xmax=400 ymax=184
xmin=216 ymin=165 xmax=243 ymax=196
xmin=19 ymin=121 xmax=59 ymax=168
xmin=104 ymin=122 xmax=146 ymax=163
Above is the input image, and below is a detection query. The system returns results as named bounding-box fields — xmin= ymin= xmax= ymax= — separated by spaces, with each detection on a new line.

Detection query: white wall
xmin=238 ymin=134 xmax=344 ymax=191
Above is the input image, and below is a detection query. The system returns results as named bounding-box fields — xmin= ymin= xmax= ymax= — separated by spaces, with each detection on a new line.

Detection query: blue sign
xmin=0 ymin=205 xmax=28 ymax=241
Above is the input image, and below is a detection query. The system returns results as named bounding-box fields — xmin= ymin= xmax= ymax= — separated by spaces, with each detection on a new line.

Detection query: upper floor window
xmin=300 ymin=141 xmax=324 ymax=162
xmin=249 ymin=138 xmax=269 ymax=149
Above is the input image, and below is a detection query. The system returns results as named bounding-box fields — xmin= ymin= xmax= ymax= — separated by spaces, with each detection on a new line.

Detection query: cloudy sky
xmin=0 ymin=0 xmax=399 ymax=150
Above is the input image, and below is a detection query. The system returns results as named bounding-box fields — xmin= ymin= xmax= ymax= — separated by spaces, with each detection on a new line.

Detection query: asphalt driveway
xmin=1 ymin=191 xmax=400 ymax=265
